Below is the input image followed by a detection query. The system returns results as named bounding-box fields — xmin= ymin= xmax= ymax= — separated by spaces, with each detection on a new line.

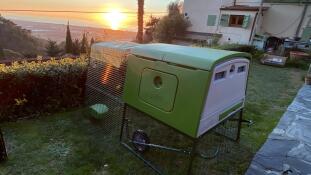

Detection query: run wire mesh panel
xmin=121 ymin=106 xmax=242 ymax=175
xmin=84 ymin=42 xmax=139 ymax=136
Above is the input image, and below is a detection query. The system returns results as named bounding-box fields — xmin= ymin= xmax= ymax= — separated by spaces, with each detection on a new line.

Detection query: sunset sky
xmin=0 ymin=0 xmax=174 ymax=30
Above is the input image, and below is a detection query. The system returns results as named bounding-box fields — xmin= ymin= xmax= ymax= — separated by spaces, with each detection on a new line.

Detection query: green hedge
xmin=213 ymin=44 xmax=257 ymax=54
xmin=0 ymin=58 xmax=88 ymax=121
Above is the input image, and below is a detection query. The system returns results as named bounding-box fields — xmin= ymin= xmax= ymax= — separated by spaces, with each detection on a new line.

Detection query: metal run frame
xmin=0 ymin=128 xmax=7 ymax=162
xmin=119 ymin=104 xmax=244 ymax=175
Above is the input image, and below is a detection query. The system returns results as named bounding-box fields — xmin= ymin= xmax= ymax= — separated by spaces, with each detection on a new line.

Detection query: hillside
xmin=0 ymin=16 xmax=46 ymax=58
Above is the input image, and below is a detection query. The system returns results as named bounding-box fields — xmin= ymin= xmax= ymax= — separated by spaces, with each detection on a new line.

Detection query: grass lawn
xmin=0 ymin=61 xmax=306 ymax=175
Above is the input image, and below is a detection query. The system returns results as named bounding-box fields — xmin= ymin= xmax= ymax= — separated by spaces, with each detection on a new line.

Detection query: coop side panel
xmin=123 ymin=55 xmax=210 ymax=138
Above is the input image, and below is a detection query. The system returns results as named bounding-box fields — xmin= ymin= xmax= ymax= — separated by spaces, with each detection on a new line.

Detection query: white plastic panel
xmin=198 ymin=58 xmax=249 ymax=137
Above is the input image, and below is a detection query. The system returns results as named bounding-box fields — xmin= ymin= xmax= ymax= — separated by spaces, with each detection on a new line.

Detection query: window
xmin=229 ymin=65 xmax=235 ymax=74
xmin=238 ymin=66 xmax=246 ymax=73
xmin=220 ymin=14 xmax=250 ymax=28
xmin=220 ymin=14 xmax=229 ymax=27
xmin=214 ymin=71 xmax=226 ymax=81
xmin=229 ymin=15 xmax=245 ymax=27
xmin=207 ymin=15 xmax=217 ymax=26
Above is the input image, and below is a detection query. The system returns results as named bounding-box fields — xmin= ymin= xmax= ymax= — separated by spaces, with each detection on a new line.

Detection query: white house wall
xmin=184 ymin=0 xmax=233 ymax=33
xmin=183 ymin=0 xmax=311 ymax=44
xmin=236 ymin=0 xmax=262 ymax=6
xmin=218 ymin=11 xmax=257 ymax=44
xmin=260 ymin=4 xmax=311 ymax=38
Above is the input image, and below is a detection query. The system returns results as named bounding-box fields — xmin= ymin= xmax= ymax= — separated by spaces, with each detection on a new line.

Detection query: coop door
xmin=139 ymin=68 xmax=178 ymax=112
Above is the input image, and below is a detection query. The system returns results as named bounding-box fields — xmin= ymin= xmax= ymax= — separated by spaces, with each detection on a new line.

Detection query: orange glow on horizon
xmin=102 ymin=9 xmax=126 ymax=30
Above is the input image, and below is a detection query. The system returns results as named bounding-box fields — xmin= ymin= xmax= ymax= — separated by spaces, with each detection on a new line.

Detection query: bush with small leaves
xmin=0 ymin=57 xmax=88 ymax=121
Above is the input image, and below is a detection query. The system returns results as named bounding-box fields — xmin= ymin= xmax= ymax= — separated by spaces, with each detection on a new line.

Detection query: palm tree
xmin=136 ymin=0 xmax=144 ymax=43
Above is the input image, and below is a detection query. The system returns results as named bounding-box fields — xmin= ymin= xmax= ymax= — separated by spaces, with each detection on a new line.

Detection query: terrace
xmin=0 ymin=55 xmax=307 ymax=174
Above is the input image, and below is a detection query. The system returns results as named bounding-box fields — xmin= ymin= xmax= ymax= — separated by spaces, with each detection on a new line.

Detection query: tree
xmin=80 ymin=33 xmax=88 ymax=54
xmin=144 ymin=15 xmax=160 ymax=42
xmin=136 ymin=0 xmax=144 ymax=43
xmin=88 ymin=37 xmax=95 ymax=55
xmin=72 ymin=39 xmax=80 ymax=56
xmin=90 ymin=37 xmax=95 ymax=46
xmin=65 ymin=21 xmax=73 ymax=54
xmin=154 ymin=2 xmax=191 ymax=43
xmin=45 ymin=40 xmax=60 ymax=57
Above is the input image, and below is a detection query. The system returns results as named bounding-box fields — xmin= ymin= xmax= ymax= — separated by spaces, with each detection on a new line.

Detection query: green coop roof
xmin=131 ymin=44 xmax=251 ymax=71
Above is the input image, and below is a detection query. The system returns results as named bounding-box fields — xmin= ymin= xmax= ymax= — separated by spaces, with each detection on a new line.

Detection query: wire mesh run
xmin=84 ymin=42 xmax=139 ymax=136
xmin=121 ymin=106 xmax=242 ymax=175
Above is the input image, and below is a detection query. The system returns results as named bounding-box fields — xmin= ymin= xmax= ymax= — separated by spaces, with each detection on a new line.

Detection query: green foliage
xmin=3 ymin=49 xmax=24 ymax=60
xmin=153 ymin=2 xmax=190 ymax=43
xmin=0 ymin=57 xmax=88 ymax=121
xmin=286 ymin=59 xmax=311 ymax=70
xmin=65 ymin=22 xmax=73 ymax=54
xmin=45 ymin=40 xmax=61 ymax=57
xmin=0 ymin=16 xmax=45 ymax=56
xmin=72 ymin=39 xmax=81 ymax=55
xmin=136 ymin=0 xmax=144 ymax=43
xmin=80 ymin=33 xmax=88 ymax=54
xmin=213 ymin=44 xmax=257 ymax=54
xmin=144 ymin=15 xmax=160 ymax=43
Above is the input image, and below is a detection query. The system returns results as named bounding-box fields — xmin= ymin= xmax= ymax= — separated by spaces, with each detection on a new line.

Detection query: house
xmin=183 ymin=0 xmax=311 ymax=48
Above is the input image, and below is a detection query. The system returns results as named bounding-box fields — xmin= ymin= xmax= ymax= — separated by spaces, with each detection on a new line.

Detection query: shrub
xmin=3 ymin=49 xmax=24 ymax=60
xmin=214 ymin=44 xmax=257 ymax=54
xmin=286 ymin=59 xmax=311 ymax=70
xmin=46 ymin=40 xmax=61 ymax=57
xmin=0 ymin=57 xmax=88 ymax=121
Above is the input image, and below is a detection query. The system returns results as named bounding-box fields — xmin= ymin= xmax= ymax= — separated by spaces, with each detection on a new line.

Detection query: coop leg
xmin=0 ymin=128 xmax=7 ymax=161
xmin=187 ymin=139 xmax=198 ymax=175
xmin=119 ymin=104 xmax=127 ymax=142
xmin=236 ymin=109 xmax=243 ymax=142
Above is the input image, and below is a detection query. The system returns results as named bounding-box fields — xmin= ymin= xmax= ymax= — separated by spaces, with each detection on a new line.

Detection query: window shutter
xmin=242 ymin=15 xmax=251 ymax=29
xmin=301 ymin=27 xmax=311 ymax=41
xmin=207 ymin=15 xmax=217 ymax=26
xmin=220 ymin=14 xmax=229 ymax=27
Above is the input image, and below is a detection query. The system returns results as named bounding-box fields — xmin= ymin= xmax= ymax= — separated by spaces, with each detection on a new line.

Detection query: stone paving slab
xmin=246 ymin=85 xmax=311 ymax=175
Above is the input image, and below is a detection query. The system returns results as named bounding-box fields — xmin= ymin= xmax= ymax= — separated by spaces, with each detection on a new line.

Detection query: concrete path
xmin=246 ymin=85 xmax=311 ymax=175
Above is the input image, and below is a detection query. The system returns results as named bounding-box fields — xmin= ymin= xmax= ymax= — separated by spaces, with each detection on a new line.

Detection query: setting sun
xmin=103 ymin=9 xmax=126 ymax=30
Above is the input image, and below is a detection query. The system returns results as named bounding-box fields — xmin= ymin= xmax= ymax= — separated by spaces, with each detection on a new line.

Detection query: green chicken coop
xmin=89 ymin=42 xmax=251 ymax=174
xmin=122 ymin=43 xmax=251 ymax=138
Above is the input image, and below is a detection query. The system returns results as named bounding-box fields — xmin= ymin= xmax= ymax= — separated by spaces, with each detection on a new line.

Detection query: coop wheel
xmin=132 ymin=130 xmax=150 ymax=153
